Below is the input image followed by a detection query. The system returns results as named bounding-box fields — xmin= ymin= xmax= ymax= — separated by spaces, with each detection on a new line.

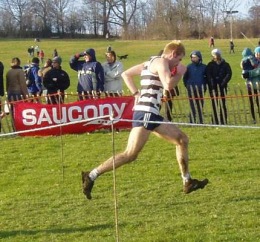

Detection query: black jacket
xmin=206 ymin=59 xmax=232 ymax=90
xmin=0 ymin=61 xmax=4 ymax=96
xmin=43 ymin=67 xmax=70 ymax=93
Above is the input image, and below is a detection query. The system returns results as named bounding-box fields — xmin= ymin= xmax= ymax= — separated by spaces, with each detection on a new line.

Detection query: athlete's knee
xmin=123 ymin=150 xmax=138 ymax=163
xmin=177 ymin=132 xmax=189 ymax=147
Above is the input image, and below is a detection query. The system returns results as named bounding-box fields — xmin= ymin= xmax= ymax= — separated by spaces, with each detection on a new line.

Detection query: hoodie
xmin=183 ymin=50 xmax=207 ymax=90
xmin=241 ymin=48 xmax=260 ymax=87
xmin=70 ymin=48 xmax=104 ymax=93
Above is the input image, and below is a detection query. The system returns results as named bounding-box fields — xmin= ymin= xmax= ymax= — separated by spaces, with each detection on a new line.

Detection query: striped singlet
xmin=134 ymin=56 xmax=163 ymax=115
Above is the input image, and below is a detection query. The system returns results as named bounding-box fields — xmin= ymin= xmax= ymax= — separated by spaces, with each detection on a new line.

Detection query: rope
xmin=110 ymin=113 xmax=120 ymax=242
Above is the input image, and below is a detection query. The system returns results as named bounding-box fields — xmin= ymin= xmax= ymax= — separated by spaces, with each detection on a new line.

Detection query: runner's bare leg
xmin=153 ymin=122 xmax=190 ymax=182
xmin=96 ymin=127 xmax=151 ymax=175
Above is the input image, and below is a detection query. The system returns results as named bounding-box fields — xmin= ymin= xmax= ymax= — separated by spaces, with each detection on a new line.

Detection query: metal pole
xmin=224 ymin=10 xmax=238 ymax=39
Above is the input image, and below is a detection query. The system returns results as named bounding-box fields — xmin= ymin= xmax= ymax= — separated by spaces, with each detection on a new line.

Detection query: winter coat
xmin=6 ymin=66 xmax=29 ymax=99
xmin=43 ymin=67 xmax=70 ymax=93
xmin=206 ymin=59 xmax=232 ymax=90
xmin=70 ymin=50 xmax=104 ymax=93
xmin=102 ymin=61 xmax=123 ymax=93
xmin=27 ymin=64 xmax=42 ymax=93
xmin=183 ymin=62 xmax=207 ymax=89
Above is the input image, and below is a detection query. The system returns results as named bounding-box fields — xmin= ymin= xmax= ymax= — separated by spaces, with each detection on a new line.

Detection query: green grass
xmin=0 ymin=39 xmax=259 ymax=241
xmin=0 ymin=127 xmax=259 ymax=241
xmin=0 ymin=37 xmax=258 ymax=95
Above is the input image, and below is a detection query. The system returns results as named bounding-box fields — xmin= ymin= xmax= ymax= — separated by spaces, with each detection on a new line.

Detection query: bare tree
xmin=0 ymin=0 xmax=31 ymax=37
xmin=50 ymin=0 xmax=71 ymax=36
xmin=108 ymin=0 xmax=139 ymax=39
xmin=31 ymin=0 xmax=53 ymax=37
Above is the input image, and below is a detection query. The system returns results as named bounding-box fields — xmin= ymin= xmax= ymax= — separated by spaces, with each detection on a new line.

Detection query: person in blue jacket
xmin=183 ymin=51 xmax=207 ymax=123
xmin=69 ymin=48 xmax=104 ymax=100
xmin=27 ymin=57 xmax=42 ymax=102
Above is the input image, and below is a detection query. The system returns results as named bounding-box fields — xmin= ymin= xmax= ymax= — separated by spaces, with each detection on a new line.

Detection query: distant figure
xmin=34 ymin=45 xmax=40 ymax=57
xmin=27 ymin=46 xmax=34 ymax=57
xmin=229 ymin=40 xmax=235 ymax=54
xmin=53 ymin=49 xmax=58 ymax=57
xmin=39 ymin=50 xmax=44 ymax=64
xmin=209 ymin=36 xmax=215 ymax=48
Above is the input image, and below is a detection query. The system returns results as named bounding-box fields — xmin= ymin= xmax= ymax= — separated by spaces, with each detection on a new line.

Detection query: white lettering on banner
xmin=22 ymin=103 xmax=128 ymax=126
xmin=68 ymin=106 xmax=82 ymax=121
xmin=38 ymin=108 xmax=53 ymax=125
xmin=22 ymin=109 xmax=37 ymax=125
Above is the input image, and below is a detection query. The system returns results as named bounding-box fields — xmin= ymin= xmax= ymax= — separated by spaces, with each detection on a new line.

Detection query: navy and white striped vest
xmin=134 ymin=56 xmax=163 ymax=115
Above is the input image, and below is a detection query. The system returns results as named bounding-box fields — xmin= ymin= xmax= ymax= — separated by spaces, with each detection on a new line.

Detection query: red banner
xmin=13 ymin=97 xmax=134 ymax=136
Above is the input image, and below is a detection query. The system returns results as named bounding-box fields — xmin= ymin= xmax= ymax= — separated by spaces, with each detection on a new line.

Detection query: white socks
xmin=182 ymin=173 xmax=191 ymax=184
xmin=89 ymin=168 xmax=99 ymax=181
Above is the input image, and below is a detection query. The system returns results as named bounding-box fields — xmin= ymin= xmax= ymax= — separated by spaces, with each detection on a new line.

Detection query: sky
xmin=235 ymin=1 xmax=252 ymax=17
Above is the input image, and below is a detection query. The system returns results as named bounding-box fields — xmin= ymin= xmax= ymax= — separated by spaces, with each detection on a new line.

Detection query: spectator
xmin=0 ymin=61 xmax=4 ymax=126
xmin=69 ymin=48 xmax=104 ymax=100
xmin=38 ymin=58 xmax=52 ymax=100
xmin=6 ymin=57 xmax=29 ymax=118
xmin=229 ymin=40 xmax=235 ymax=54
xmin=27 ymin=46 xmax=34 ymax=57
xmin=183 ymin=51 xmax=207 ymax=124
xmin=43 ymin=56 xmax=70 ymax=104
xmin=241 ymin=47 xmax=260 ymax=123
xmin=209 ymin=36 xmax=214 ymax=48
xmin=102 ymin=50 xmax=123 ymax=96
xmin=0 ymin=61 xmax=3 ymax=97
xmin=206 ymin=49 xmax=232 ymax=125
xmin=34 ymin=45 xmax=40 ymax=57
xmin=27 ymin=57 xmax=42 ymax=102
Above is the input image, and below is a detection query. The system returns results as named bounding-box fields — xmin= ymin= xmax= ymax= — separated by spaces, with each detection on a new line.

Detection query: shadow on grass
xmin=0 ymin=223 xmax=118 ymax=238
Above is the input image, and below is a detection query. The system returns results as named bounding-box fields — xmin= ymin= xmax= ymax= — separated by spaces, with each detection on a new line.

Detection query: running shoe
xmin=81 ymin=171 xmax=94 ymax=199
xmin=183 ymin=178 xmax=209 ymax=194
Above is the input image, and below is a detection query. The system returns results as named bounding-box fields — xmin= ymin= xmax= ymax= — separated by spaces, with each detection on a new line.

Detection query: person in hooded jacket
xmin=240 ymin=47 xmax=259 ymax=123
xmin=206 ymin=49 xmax=232 ymax=125
xmin=27 ymin=57 xmax=42 ymax=102
xmin=69 ymin=48 xmax=104 ymax=100
xmin=183 ymin=50 xmax=207 ymax=123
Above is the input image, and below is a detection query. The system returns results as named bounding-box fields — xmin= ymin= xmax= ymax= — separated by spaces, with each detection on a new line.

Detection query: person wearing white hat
xmin=206 ymin=49 xmax=232 ymax=124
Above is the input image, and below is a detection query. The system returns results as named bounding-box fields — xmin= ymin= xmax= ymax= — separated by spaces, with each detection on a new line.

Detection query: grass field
xmin=0 ymin=38 xmax=259 ymax=241
xmin=0 ymin=37 xmax=259 ymax=93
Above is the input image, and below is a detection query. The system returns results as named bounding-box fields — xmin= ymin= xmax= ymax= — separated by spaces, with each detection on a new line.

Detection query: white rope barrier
xmin=1 ymin=115 xmax=259 ymax=138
